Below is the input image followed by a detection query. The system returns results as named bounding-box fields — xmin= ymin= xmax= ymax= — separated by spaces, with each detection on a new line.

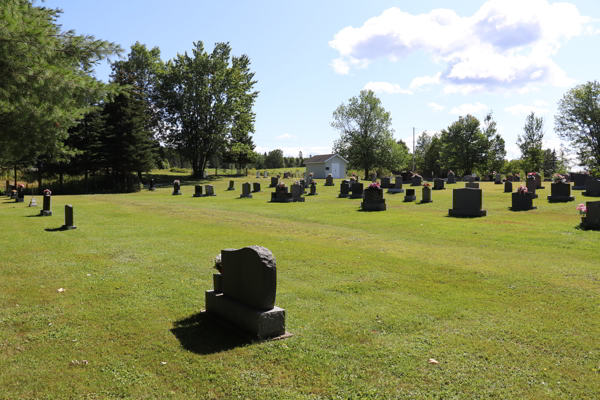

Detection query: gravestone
xmin=40 ymin=195 xmax=52 ymax=216
xmin=284 ymin=172 xmax=290 ymax=179
xmin=526 ymin=179 xmax=538 ymax=199
xmin=433 ymin=178 xmax=445 ymax=190
xmin=350 ymin=182 xmax=364 ymax=199
xmin=204 ymin=185 xmax=216 ymax=196
xmin=308 ymin=182 xmax=318 ymax=195
xmin=241 ymin=182 xmax=252 ymax=198
xmin=264 ymin=171 xmax=268 ymax=178
xmin=583 ymin=179 xmax=600 ymax=197
xmin=193 ymin=185 xmax=204 ymax=197
xmin=61 ymin=205 xmax=77 ymax=230
xmin=325 ymin=175 xmax=334 ymax=186
xmin=387 ymin=176 xmax=404 ymax=194
xmin=495 ymin=174 xmax=502 ymax=184
xmin=573 ymin=173 xmax=590 ymax=190
xmin=448 ymin=188 xmax=487 ymax=217
xmin=270 ymin=177 xmax=279 ymax=187
xmin=504 ymin=181 xmax=513 ymax=193
xmin=404 ymin=188 xmax=416 ymax=202
xmin=338 ymin=180 xmax=351 ymax=198
xmin=580 ymin=201 xmax=600 ymax=230
xmin=16 ymin=186 xmax=24 ymax=203
xmin=548 ymin=183 xmax=575 ymax=202
xmin=361 ymin=187 xmax=386 ymax=211
xmin=172 ymin=181 xmax=182 ymax=195
xmin=466 ymin=182 xmax=479 ymax=189
xmin=302 ymin=179 xmax=309 ymax=189
xmin=203 ymin=171 xmax=208 ymax=179
xmin=447 ymin=172 xmax=456 ymax=184
xmin=381 ymin=177 xmax=391 ymax=188
xmin=227 ymin=180 xmax=235 ymax=191
xmin=205 ymin=246 xmax=287 ymax=339
xmin=535 ymin=174 xmax=545 ymax=189
xmin=256 ymin=171 xmax=260 ymax=178
xmin=401 ymin=172 xmax=412 ymax=183
xmin=149 ymin=179 xmax=156 ymax=191
xmin=411 ymin=175 xmax=422 ymax=186
xmin=469 ymin=176 xmax=475 ymax=183
xmin=252 ymin=182 xmax=261 ymax=192
xmin=291 ymin=184 xmax=305 ymax=202
xmin=271 ymin=186 xmax=293 ymax=202
xmin=421 ymin=186 xmax=432 ymax=203
xmin=29 ymin=198 xmax=37 ymax=207
xmin=511 ymin=192 xmax=536 ymax=211
xmin=513 ymin=175 xmax=521 ymax=182
xmin=506 ymin=175 xmax=513 ymax=182
xmin=371 ymin=173 xmax=377 ymax=183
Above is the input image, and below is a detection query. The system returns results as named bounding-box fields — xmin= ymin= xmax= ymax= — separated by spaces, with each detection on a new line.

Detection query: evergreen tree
xmin=517 ymin=112 xmax=545 ymax=174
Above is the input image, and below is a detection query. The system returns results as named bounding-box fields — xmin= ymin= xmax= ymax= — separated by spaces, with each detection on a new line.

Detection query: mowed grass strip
xmin=0 ymin=178 xmax=598 ymax=399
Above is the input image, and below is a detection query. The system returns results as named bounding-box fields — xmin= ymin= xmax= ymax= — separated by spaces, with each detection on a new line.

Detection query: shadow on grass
xmin=171 ymin=312 xmax=253 ymax=355
xmin=44 ymin=227 xmax=69 ymax=232
xmin=25 ymin=214 xmax=43 ymax=217
xmin=3 ymin=201 xmax=17 ymax=204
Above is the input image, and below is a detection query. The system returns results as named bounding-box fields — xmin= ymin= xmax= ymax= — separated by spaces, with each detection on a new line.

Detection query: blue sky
xmin=45 ymin=0 xmax=600 ymax=165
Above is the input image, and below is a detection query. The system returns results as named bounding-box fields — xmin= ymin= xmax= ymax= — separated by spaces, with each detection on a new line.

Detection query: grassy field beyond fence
xmin=0 ymin=177 xmax=598 ymax=399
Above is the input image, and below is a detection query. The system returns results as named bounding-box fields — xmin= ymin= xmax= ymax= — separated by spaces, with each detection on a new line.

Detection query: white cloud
xmin=330 ymin=58 xmax=350 ymax=75
xmin=449 ymin=102 xmax=489 ymax=115
xmin=364 ymin=81 xmax=412 ymax=94
xmin=504 ymin=103 xmax=549 ymax=116
xmin=506 ymin=144 xmax=521 ymax=160
xmin=428 ymin=102 xmax=445 ymax=113
xmin=533 ymin=100 xmax=548 ymax=107
xmin=329 ymin=0 xmax=594 ymax=93
xmin=276 ymin=133 xmax=297 ymax=140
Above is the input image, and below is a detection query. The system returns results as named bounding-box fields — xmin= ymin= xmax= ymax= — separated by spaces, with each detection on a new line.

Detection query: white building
xmin=304 ymin=154 xmax=348 ymax=179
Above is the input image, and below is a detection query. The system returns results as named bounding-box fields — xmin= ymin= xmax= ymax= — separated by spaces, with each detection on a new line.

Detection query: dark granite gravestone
xmin=511 ymin=192 xmax=536 ymax=211
xmin=495 ymin=174 xmax=502 ymax=184
xmin=308 ymin=182 xmax=318 ymax=195
xmin=433 ymin=178 xmax=445 ymax=190
xmin=506 ymin=175 xmax=513 ymax=182
xmin=252 ymin=182 xmax=261 ymax=192
xmin=149 ymin=179 xmax=156 ymax=191
xmin=448 ymin=188 xmax=487 ymax=217
xmin=371 ymin=173 xmax=377 ymax=183
xmin=404 ymin=188 xmax=416 ymax=202
xmin=468 ymin=176 xmax=475 ymax=183
xmin=40 ymin=195 xmax=52 ymax=216
xmin=401 ymin=172 xmax=412 ymax=182
xmin=447 ymin=172 xmax=456 ymax=184
xmin=204 ymin=185 xmax=216 ymax=196
xmin=526 ymin=179 xmax=538 ymax=199
xmin=16 ymin=186 xmax=24 ymax=203
xmin=548 ymin=183 xmax=575 ymax=202
xmin=421 ymin=186 xmax=432 ymax=203
xmin=381 ymin=177 xmax=391 ymax=188
xmin=173 ymin=181 xmax=182 ymax=195
xmin=411 ymin=175 xmax=422 ymax=186
xmin=61 ymin=205 xmax=77 ymax=230
xmin=227 ymin=180 xmax=236 ymax=191
xmin=350 ymin=182 xmax=364 ymax=199
xmin=291 ymin=184 xmax=305 ymax=202
xmin=572 ymin=173 xmax=590 ymax=190
xmin=583 ymin=179 xmax=600 ymax=197
xmin=270 ymin=177 xmax=278 ymax=187
xmin=361 ymin=187 xmax=386 ymax=211
xmin=387 ymin=176 xmax=404 ymax=194
xmin=535 ymin=174 xmax=545 ymax=189
xmin=504 ymin=181 xmax=513 ymax=193
xmin=271 ymin=186 xmax=293 ymax=202
xmin=283 ymin=172 xmax=290 ymax=179
xmin=338 ymin=181 xmax=351 ymax=198
xmin=241 ymin=183 xmax=252 ymax=198
xmin=325 ymin=176 xmax=334 ymax=186
xmin=466 ymin=182 xmax=479 ymax=189
xmin=580 ymin=201 xmax=600 ymax=230
xmin=205 ymin=246 xmax=287 ymax=339
xmin=513 ymin=175 xmax=521 ymax=182
xmin=193 ymin=185 xmax=204 ymax=197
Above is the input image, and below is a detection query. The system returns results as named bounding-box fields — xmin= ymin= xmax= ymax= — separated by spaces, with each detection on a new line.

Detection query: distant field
xmin=0 ymin=177 xmax=598 ymax=399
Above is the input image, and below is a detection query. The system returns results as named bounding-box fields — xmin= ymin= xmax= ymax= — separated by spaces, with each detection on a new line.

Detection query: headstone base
xmin=420 ymin=199 xmax=433 ymax=203
xmin=573 ymin=186 xmax=586 ymax=190
xmin=292 ymin=197 xmax=305 ymax=202
xmin=149 ymin=188 xmax=156 ymax=191
xmin=387 ymin=188 xmax=404 ymax=194
xmin=495 ymin=181 xmax=502 ymax=184
xmin=404 ymin=195 xmax=416 ymax=202
xmin=227 ymin=188 xmax=235 ymax=191
xmin=349 ymin=193 xmax=363 ymax=199
xmin=361 ymin=201 xmax=386 ymax=211
xmin=16 ymin=198 xmax=24 ymax=203
xmin=271 ymin=193 xmax=293 ymax=203
xmin=324 ymin=183 xmax=334 ymax=186
xmin=547 ymin=195 xmax=575 ymax=202
xmin=205 ymin=290 xmax=286 ymax=339
xmin=193 ymin=194 xmax=205 ymax=198
xmin=240 ymin=194 xmax=252 ymax=198
xmin=307 ymin=192 xmax=318 ymax=196
xmin=40 ymin=210 xmax=52 ymax=216
xmin=466 ymin=183 xmax=479 ymax=189
xmin=448 ymin=209 xmax=487 ymax=217
xmin=338 ymin=194 xmax=351 ymax=198
xmin=583 ymin=191 xmax=600 ymax=197
xmin=60 ymin=225 xmax=77 ymax=230
xmin=510 ymin=206 xmax=537 ymax=211
xmin=172 ymin=191 xmax=182 ymax=195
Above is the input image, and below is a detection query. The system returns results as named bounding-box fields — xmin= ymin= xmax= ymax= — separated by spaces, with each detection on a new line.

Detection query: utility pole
xmin=412 ymin=127 xmax=415 ymax=172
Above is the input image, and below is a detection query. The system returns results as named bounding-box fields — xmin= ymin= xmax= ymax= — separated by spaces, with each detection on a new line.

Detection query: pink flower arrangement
xmin=553 ymin=173 xmax=566 ymax=184
xmin=18 ymin=184 xmax=24 ymax=188
xmin=576 ymin=203 xmax=587 ymax=215
xmin=527 ymin=172 xmax=537 ymax=180
xmin=368 ymin=182 xmax=380 ymax=189
xmin=517 ymin=185 xmax=528 ymax=195
xmin=423 ymin=182 xmax=431 ymax=188
xmin=43 ymin=189 xmax=52 ymax=196
xmin=277 ymin=182 xmax=287 ymax=188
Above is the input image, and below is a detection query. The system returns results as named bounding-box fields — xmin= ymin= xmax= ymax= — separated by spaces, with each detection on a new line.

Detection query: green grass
xmin=0 ymin=178 xmax=598 ymax=399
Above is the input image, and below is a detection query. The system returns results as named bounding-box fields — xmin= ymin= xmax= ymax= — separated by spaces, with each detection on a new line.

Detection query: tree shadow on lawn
xmin=171 ymin=312 xmax=253 ymax=355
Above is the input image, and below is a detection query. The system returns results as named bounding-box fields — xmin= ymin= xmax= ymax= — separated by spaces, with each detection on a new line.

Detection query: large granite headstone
xmin=241 ymin=182 xmax=252 ymax=198
xmin=61 ymin=205 xmax=77 ymax=230
xmin=264 ymin=171 xmax=268 ymax=178
xmin=350 ymin=182 xmax=364 ymax=199
xmin=548 ymin=183 xmax=575 ymax=202
xmin=381 ymin=177 xmax=391 ymax=188
xmin=511 ymin=192 xmax=536 ymax=211
xmin=421 ymin=187 xmax=432 ymax=203
xmin=271 ymin=186 xmax=293 ymax=202
xmin=404 ymin=188 xmax=416 ymax=202
xmin=149 ymin=179 xmax=156 ymax=191
xmin=411 ymin=176 xmax=422 ymax=186
xmin=193 ymin=185 xmax=204 ymax=197
xmin=339 ymin=180 xmax=351 ymax=198
xmin=466 ymin=182 xmax=479 ymax=189
xmin=325 ymin=176 xmax=334 ymax=186
xmin=227 ymin=180 xmax=235 ymax=191
xmin=526 ymin=179 xmax=538 ymax=199
xmin=205 ymin=246 xmax=287 ymax=339
xmin=535 ymin=174 xmax=545 ymax=189
xmin=270 ymin=177 xmax=279 ymax=188
xmin=361 ymin=187 xmax=386 ymax=211
xmin=41 ymin=195 xmax=52 ymax=216
xmin=583 ymin=179 xmax=600 ymax=197
xmin=433 ymin=179 xmax=445 ymax=190
xmin=16 ymin=186 xmax=24 ymax=203
xmin=252 ymin=182 xmax=261 ymax=192
xmin=256 ymin=171 xmax=261 ymax=178
xmin=581 ymin=201 xmax=600 ymax=230
xmin=572 ymin=173 xmax=590 ymax=190
xmin=447 ymin=172 xmax=456 ymax=184
xmin=291 ymin=184 xmax=305 ymax=202
xmin=308 ymin=182 xmax=318 ymax=195
xmin=448 ymin=188 xmax=487 ymax=217
xmin=204 ymin=185 xmax=216 ymax=196
xmin=173 ymin=181 xmax=182 ymax=195
xmin=495 ymin=174 xmax=502 ymax=184
xmin=371 ymin=173 xmax=377 ymax=183
xmin=504 ymin=181 xmax=513 ymax=193
xmin=387 ymin=176 xmax=404 ymax=194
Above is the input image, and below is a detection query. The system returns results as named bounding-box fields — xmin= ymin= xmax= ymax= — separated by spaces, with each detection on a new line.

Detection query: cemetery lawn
xmin=1 ymin=178 xmax=599 ymax=399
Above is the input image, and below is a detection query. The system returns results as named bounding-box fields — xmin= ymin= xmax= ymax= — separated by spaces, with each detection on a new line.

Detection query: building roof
xmin=304 ymin=154 xmax=348 ymax=164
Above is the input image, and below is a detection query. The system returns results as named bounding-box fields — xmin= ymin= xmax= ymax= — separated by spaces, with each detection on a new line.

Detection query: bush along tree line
xmin=331 ymin=89 xmax=588 ymax=179
xmin=0 ymin=2 xmax=259 ymax=193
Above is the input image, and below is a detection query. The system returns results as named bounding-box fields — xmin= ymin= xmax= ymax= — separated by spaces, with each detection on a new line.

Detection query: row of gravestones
xmin=4 ymin=188 xmax=77 ymax=230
